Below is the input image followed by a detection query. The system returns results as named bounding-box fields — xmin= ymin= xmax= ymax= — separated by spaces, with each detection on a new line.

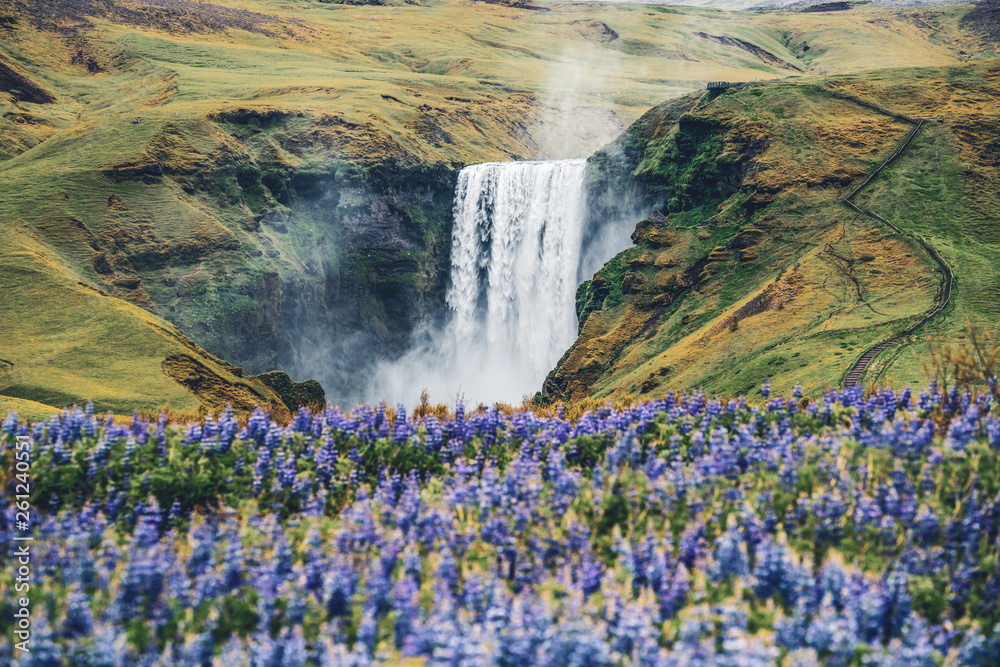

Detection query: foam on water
xmin=370 ymin=159 xmax=587 ymax=405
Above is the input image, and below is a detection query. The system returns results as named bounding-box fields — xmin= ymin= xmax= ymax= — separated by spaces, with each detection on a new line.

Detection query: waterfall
xmin=370 ymin=159 xmax=587 ymax=405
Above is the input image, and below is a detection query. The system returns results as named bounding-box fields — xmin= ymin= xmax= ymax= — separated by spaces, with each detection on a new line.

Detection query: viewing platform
xmin=706 ymin=81 xmax=748 ymax=90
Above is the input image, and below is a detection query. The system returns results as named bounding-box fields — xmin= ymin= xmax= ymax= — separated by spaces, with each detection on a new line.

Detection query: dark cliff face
xmin=582 ymin=92 xmax=706 ymax=229
xmin=266 ymin=161 xmax=457 ymax=407
xmin=91 ymin=111 xmax=459 ymax=408
xmin=193 ymin=160 xmax=456 ymax=408
xmin=581 ymin=91 xmax=759 ymax=241
xmin=575 ymin=92 xmax=743 ymax=284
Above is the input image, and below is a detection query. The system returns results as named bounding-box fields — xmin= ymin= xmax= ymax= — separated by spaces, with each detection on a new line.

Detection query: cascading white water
xmin=369 ymin=159 xmax=587 ymax=405
xmin=449 ymin=159 xmax=587 ymax=393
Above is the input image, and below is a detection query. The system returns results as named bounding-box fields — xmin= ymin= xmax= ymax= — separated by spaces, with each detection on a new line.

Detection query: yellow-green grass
xmin=0 ymin=396 xmax=61 ymax=423
xmin=588 ymin=211 xmax=939 ymax=400
xmin=0 ymin=0 xmax=995 ymax=412
xmin=1 ymin=1 xmax=987 ymax=209
xmin=0 ymin=220 xmax=296 ymax=416
xmin=852 ymin=122 xmax=1000 ymax=389
xmin=550 ymin=61 xmax=1000 ymax=403
xmin=0 ymin=0 xmax=987 ymax=165
xmin=0 ymin=224 xmax=202 ymax=412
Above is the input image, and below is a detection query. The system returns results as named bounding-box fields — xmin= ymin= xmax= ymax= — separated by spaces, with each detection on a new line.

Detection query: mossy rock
xmin=256 ymin=371 xmax=326 ymax=413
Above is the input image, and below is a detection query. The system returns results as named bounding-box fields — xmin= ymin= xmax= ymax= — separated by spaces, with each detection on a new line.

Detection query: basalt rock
xmin=256 ymin=370 xmax=326 ymax=413
xmin=631 ymin=214 xmax=677 ymax=247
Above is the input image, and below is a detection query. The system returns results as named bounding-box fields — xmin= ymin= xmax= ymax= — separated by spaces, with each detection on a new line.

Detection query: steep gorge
xmin=1 ymin=0 xmax=996 ymax=415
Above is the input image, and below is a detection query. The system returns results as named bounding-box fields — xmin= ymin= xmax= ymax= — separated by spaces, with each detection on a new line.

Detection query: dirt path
xmin=837 ymin=117 xmax=954 ymax=388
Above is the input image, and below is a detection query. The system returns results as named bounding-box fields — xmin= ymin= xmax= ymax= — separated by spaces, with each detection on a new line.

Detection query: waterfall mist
xmin=368 ymin=159 xmax=587 ymax=406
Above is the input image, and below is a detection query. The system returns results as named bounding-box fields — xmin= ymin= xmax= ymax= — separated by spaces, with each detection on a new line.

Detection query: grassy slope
xmin=545 ymin=58 xmax=1000 ymax=403
xmin=0 ymin=0 xmax=991 ymax=413
xmin=0 ymin=221 xmax=298 ymax=416
xmin=2 ymin=1 xmax=979 ymax=164
xmin=845 ymin=64 xmax=1000 ymax=387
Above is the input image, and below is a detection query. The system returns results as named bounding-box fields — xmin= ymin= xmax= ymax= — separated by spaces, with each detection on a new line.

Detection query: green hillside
xmin=0 ymin=0 xmax=995 ymax=413
xmin=544 ymin=58 xmax=1000 ymax=403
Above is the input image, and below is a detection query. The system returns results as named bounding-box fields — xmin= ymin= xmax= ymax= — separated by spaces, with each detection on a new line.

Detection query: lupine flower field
xmin=2 ymin=382 xmax=1000 ymax=665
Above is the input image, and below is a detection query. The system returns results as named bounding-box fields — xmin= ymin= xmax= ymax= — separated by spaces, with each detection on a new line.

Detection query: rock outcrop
xmin=546 ymin=60 xmax=1000 ymax=401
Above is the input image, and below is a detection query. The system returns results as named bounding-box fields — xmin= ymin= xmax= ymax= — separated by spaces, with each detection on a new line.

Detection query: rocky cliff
xmin=0 ymin=0 xmax=994 ymax=414
xmin=100 ymin=109 xmax=461 ymax=405
xmin=546 ymin=59 xmax=1000 ymax=402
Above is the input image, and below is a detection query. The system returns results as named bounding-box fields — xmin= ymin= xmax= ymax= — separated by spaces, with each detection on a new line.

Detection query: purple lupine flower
xmin=710 ymin=518 xmax=749 ymax=582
